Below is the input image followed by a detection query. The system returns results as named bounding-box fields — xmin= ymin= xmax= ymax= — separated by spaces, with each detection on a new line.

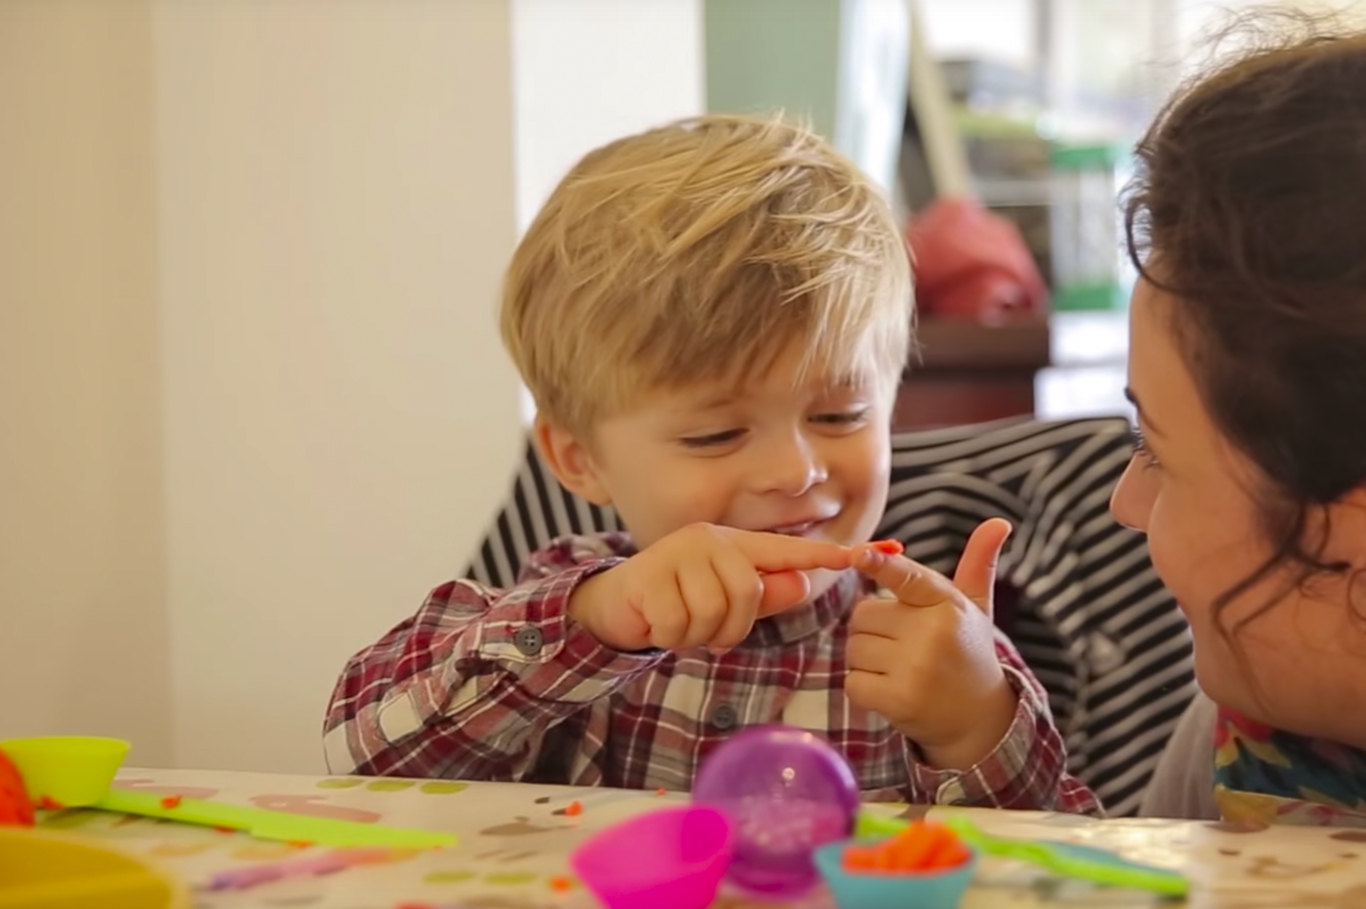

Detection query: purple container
xmin=692 ymin=726 xmax=859 ymax=896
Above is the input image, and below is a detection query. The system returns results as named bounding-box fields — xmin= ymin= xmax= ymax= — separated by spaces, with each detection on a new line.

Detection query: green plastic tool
xmin=854 ymin=811 xmax=918 ymax=840
xmin=1 ymin=736 xmax=456 ymax=849
xmin=855 ymin=812 xmax=1188 ymax=898
xmin=95 ymin=789 xmax=456 ymax=849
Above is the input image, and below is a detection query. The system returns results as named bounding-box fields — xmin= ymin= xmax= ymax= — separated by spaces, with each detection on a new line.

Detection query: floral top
xmin=1214 ymin=707 xmax=1366 ymax=827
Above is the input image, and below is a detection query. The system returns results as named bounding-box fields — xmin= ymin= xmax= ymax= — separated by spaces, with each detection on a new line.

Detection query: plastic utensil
xmin=96 ymin=789 xmax=455 ymax=849
xmin=813 ymin=839 xmax=978 ymax=909
xmin=855 ymin=812 xmax=913 ymax=840
xmin=205 ymin=846 xmax=394 ymax=891
xmin=0 ymin=826 xmax=190 ymax=908
xmin=569 ymin=806 xmax=732 ymax=909
xmin=0 ymin=736 xmax=455 ymax=849
xmin=944 ymin=816 xmax=1188 ymax=897
xmin=0 ymin=736 xmax=129 ymax=807
xmin=692 ymin=726 xmax=858 ymax=896
xmin=856 ymin=812 xmax=1189 ymax=897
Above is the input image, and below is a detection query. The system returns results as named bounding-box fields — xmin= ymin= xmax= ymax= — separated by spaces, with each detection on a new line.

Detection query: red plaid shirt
xmin=324 ymin=534 xmax=1100 ymax=814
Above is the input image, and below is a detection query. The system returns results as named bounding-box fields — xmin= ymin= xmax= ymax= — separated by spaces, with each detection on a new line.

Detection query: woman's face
xmin=1111 ymin=278 xmax=1366 ymax=748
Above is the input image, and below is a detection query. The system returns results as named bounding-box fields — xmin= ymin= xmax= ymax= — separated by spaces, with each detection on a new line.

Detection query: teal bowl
xmin=813 ymin=839 xmax=979 ymax=909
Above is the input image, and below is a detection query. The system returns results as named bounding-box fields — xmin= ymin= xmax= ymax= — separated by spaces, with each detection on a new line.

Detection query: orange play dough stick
xmin=841 ymin=820 xmax=969 ymax=873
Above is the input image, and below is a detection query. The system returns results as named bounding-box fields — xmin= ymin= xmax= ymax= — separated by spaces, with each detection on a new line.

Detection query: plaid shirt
xmin=324 ymin=533 xmax=1100 ymax=814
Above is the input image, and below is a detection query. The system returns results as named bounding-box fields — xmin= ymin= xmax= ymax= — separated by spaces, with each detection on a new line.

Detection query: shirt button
xmin=513 ymin=626 xmax=544 ymax=656
xmin=711 ymin=703 xmax=738 ymax=730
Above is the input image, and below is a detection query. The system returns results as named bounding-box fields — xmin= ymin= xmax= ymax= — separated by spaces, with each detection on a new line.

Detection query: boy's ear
xmin=533 ymin=416 xmax=613 ymax=506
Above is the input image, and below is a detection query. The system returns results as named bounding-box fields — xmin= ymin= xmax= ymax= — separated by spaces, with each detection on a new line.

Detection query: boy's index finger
xmin=853 ymin=545 xmax=955 ymax=608
xmin=725 ymin=529 xmax=853 ymax=573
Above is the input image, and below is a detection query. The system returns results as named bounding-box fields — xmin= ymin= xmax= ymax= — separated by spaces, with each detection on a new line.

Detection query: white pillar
xmin=0 ymin=0 xmax=174 ymax=765
xmin=153 ymin=0 xmax=702 ymax=773
xmin=2 ymin=0 xmax=703 ymax=774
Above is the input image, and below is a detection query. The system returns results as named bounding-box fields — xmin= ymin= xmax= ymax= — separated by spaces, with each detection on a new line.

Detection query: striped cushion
xmin=464 ymin=417 xmax=1195 ymax=815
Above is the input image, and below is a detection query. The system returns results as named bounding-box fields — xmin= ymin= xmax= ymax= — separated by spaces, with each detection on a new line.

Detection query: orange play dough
xmin=0 ymin=749 xmax=35 ymax=827
xmin=842 ymin=821 xmax=970 ymax=873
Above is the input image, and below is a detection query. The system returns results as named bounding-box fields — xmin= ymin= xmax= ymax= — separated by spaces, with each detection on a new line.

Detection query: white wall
xmin=159 ymin=0 xmax=703 ymax=775
xmin=154 ymin=1 xmax=526 ymax=774
xmin=2 ymin=0 xmax=702 ymax=775
xmin=0 ymin=0 xmax=173 ymax=766
xmin=511 ymin=0 xmax=704 ymax=232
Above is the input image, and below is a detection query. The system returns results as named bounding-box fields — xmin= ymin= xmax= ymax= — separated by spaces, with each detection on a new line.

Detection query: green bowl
xmin=0 ymin=736 xmax=130 ymax=807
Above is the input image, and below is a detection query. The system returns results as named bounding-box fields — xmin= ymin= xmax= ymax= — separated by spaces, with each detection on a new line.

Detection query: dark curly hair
xmin=1123 ymin=11 xmax=1366 ymax=640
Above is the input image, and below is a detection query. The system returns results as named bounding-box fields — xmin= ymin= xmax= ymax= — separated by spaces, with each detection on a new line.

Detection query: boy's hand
xmin=845 ymin=518 xmax=1019 ymax=771
xmin=568 ymin=523 xmax=853 ymax=653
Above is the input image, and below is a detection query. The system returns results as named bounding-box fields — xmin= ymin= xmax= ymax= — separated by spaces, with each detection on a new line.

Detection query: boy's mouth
xmin=763 ymin=517 xmax=834 ymax=537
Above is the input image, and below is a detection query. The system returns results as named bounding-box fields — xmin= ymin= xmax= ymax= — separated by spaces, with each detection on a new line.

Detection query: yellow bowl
xmin=0 ymin=826 xmax=189 ymax=909
xmin=0 ymin=736 xmax=129 ymax=807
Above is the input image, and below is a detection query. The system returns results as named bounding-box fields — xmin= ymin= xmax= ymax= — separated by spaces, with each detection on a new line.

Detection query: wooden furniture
xmin=893 ymin=317 xmax=1051 ymax=430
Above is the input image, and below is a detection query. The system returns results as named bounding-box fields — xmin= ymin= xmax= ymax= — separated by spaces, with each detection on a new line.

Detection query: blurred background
xmin=3 ymin=0 xmax=1362 ymax=774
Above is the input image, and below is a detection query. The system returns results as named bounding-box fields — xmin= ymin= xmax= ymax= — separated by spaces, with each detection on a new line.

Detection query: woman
xmin=1116 ymin=15 xmax=1366 ymax=826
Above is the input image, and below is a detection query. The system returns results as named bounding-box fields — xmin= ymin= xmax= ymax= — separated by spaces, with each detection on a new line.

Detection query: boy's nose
xmin=762 ymin=433 xmax=829 ymax=496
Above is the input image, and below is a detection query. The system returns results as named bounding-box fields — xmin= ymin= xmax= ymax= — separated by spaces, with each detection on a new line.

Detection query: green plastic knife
xmin=855 ymin=812 xmax=1188 ymax=897
xmin=95 ymin=789 xmax=456 ymax=849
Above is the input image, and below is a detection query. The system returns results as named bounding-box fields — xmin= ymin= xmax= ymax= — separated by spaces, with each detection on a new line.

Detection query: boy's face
xmin=540 ymin=340 xmax=893 ymax=605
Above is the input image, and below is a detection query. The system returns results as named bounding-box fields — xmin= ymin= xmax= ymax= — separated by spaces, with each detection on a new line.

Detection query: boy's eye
xmin=680 ymin=429 xmax=745 ymax=448
xmin=812 ymin=409 xmax=870 ymax=427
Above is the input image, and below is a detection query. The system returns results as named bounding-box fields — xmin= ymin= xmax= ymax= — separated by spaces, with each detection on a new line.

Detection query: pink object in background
xmin=906 ymin=197 xmax=1048 ymax=324
xmin=206 ymin=846 xmax=396 ymax=891
xmin=248 ymin=793 xmax=381 ymax=824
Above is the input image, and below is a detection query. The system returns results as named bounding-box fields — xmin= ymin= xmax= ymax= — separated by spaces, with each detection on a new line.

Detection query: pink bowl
xmin=569 ymin=806 xmax=734 ymax=909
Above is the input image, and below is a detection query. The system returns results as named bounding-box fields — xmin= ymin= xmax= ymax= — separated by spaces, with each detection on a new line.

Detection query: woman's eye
xmin=1131 ymin=429 xmax=1162 ymax=469
xmin=680 ymin=429 xmax=745 ymax=448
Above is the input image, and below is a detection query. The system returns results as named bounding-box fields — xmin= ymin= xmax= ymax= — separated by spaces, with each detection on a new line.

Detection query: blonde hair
xmin=500 ymin=114 xmax=912 ymax=435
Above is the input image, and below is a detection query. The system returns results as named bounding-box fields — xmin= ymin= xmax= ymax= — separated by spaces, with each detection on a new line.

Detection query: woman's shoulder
xmin=1140 ymin=690 xmax=1219 ymax=820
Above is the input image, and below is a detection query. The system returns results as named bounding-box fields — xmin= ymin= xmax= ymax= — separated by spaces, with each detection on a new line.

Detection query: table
xmin=31 ymin=767 xmax=1366 ymax=908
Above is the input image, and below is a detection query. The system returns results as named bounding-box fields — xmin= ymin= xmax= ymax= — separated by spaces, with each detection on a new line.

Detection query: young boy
xmin=325 ymin=115 xmax=1098 ymax=813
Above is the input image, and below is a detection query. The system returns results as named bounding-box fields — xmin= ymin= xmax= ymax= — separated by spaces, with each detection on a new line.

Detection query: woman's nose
xmin=1110 ymin=457 xmax=1154 ymax=532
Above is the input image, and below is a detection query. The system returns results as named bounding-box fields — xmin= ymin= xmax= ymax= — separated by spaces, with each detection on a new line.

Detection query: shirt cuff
xmin=463 ymin=558 xmax=665 ymax=704
xmin=903 ymin=665 xmax=1047 ymax=806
